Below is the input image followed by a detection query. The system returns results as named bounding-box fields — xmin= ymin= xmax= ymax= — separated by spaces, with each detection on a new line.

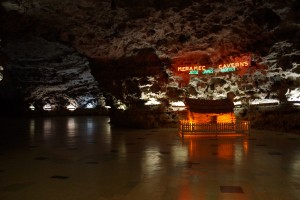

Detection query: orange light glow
xmin=217 ymin=143 xmax=234 ymax=159
xmin=243 ymin=141 xmax=248 ymax=154
xmin=178 ymin=183 xmax=192 ymax=200
xmin=186 ymin=111 xmax=236 ymax=124
xmin=183 ymin=133 xmax=245 ymax=138
xmin=185 ymin=136 xmax=249 ymax=161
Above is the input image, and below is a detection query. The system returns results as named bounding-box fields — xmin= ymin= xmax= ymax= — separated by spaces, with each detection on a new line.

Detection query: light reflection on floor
xmin=0 ymin=116 xmax=299 ymax=200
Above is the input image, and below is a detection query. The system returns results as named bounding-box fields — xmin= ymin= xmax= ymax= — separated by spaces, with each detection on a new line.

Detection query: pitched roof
xmin=185 ymin=98 xmax=234 ymax=113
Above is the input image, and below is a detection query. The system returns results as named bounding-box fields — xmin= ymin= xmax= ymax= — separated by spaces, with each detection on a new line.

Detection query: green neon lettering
xmin=221 ymin=67 xmax=236 ymax=73
xmin=189 ymin=70 xmax=199 ymax=75
xmin=202 ymin=69 xmax=214 ymax=74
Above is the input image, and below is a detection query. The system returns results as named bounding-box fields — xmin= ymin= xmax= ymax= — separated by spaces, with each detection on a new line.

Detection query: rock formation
xmin=1 ymin=36 xmax=101 ymax=114
xmin=0 ymin=0 xmax=299 ymax=130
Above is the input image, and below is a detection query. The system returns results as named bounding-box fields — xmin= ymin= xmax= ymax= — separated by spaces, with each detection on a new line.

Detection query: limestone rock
xmin=1 ymin=36 xmax=101 ymax=110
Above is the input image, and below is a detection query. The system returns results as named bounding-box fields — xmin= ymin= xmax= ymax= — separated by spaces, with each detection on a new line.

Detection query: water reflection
xmin=86 ymin=118 xmax=94 ymax=136
xmin=177 ymin=137 xmax=249 ymax=200
xmin=67 ymin=117 xmax=77 ymax=137
xmin=290 ymin=153 xmax=300 ymax=179
xmin=234 ymin=141 xmax=249 ymax=165
xmin=66 ymin=117 xmax=78 ymax=147
xmin=43 ymin=118 xmax=53 ymax=140
xmin=29 ymin=119 xmax=35 ymax=141
xmin=184 ymin=137 xmax=249 ymax=163
xmin=171 ymin=145 xmax=188 ymax=166
xmin=105 ymin=118 xmax=111 ymax=138
xmin=1 ymin=116 xmax=300 ymax=199
xmin=143 ymin=149 xmax=161 ymax=176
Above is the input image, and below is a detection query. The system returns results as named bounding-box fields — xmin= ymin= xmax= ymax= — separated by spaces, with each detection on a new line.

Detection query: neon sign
xmin=202 ymin=69 xmax=214 ymax=74
xmin=177 ymin=61 xmax=249 ymax=74
xmin=189 ymin=70 xmax=199 ymax=75
xmin=220 ymin=67 xmax=236 ymax=73
xmin=178 ymin=66 xmax=206 ymax=72
xmin=218 ymin=61 xmax=248 ymax=69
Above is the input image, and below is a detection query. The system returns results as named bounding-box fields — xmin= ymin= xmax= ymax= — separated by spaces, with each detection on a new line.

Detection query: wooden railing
xmin=178 ymin=120 xmax=250 ymax=138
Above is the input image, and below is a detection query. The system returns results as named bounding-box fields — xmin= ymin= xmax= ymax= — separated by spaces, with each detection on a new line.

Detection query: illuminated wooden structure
xmin=179 ymin=98 xmax=250 ymax=137
xmin=185 ymin=98 xmax=234 ymax=113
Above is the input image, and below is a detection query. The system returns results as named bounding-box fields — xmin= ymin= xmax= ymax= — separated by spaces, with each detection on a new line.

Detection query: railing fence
xmin=179 ymin=120 xmax=250 ymax=138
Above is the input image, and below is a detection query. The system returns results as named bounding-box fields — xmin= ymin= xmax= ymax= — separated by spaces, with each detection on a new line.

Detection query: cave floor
xmin=0 ymin=116 xmax=300 ymax=200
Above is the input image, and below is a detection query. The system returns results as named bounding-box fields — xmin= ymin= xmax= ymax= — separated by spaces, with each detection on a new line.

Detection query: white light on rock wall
xmin=145 ymin=98 xmax=161 ymax=106
xmin=170 ymin=101 xmax=186 ymax=111
xmin=234 ymin=101 xmax=242 ymax=106
xmin=29 ymin=104 xmax=35 ymax=111
xmin=86 ymin=102 xmax=96 ymax=109
xmin=117 ymin=100 xmax=127 ymax=110
xmin=286 ymin=88 xmax=300 ymax=102
xmin=66 ymin=104 xmax=77 ymax=111
xmin=249 ymin=99 xmax=279 ymax=105
xmin=43 ymin=104 xmax=52 ymax=111
xmin=171 ymin=101 xmax=185 ymax=107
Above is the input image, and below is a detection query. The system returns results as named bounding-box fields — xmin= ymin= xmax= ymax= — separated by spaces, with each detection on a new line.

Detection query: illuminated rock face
xmin=1 ymin=36 xmax=101 ymax=111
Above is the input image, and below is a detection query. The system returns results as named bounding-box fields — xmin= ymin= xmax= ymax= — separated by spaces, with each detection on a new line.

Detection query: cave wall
xmin=0 ymin=0 xmax=299 ymax=129
xmin=0 ymin=36 xmax=101 ymax=113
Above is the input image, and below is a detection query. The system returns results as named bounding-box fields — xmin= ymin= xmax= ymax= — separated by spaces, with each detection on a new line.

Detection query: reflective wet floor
xmin=0 ymin=116 xmax=299 ymax=200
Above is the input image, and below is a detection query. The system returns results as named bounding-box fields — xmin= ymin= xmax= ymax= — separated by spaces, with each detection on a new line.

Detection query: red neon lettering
xmin=177 ymin=59 xmax=249 ymax=73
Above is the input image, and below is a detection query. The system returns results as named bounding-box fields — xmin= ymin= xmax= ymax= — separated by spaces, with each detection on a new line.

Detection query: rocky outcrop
xmin=1 ymin=36 xmax=101 ymax=112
